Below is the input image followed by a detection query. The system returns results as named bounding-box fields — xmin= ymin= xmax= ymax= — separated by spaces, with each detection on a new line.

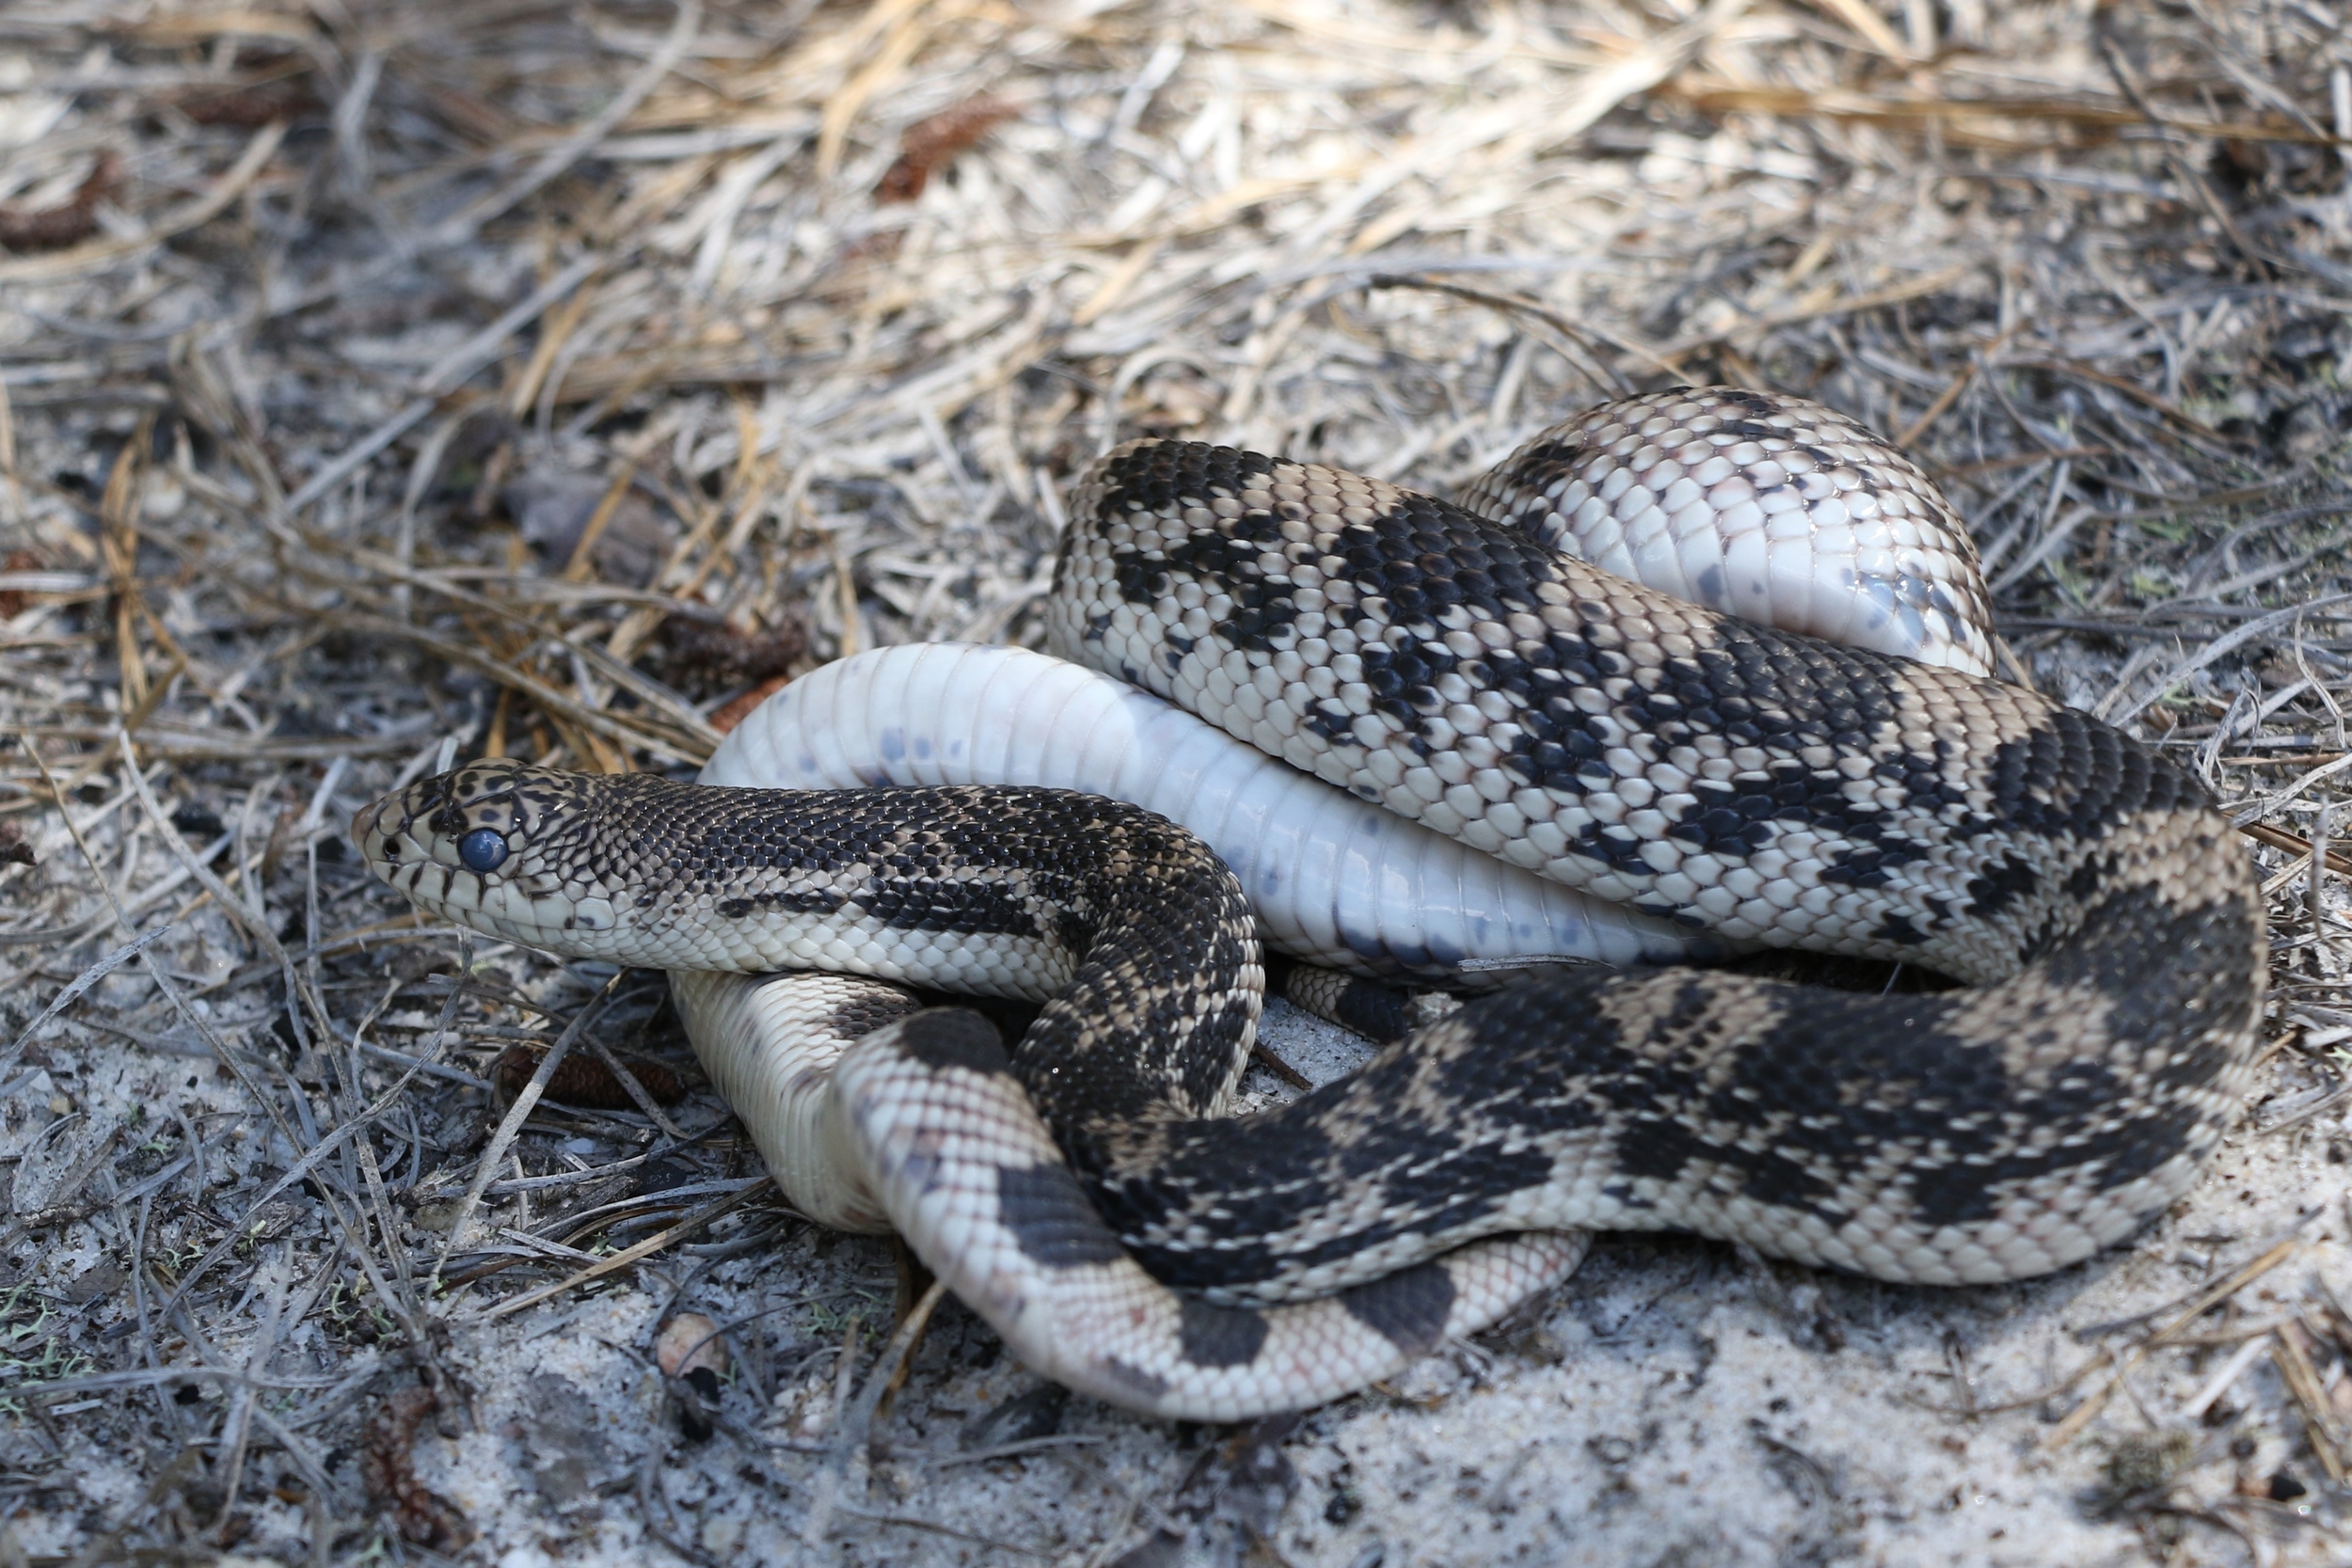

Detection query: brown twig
xmin=0 ymin=153 xmax=121 ymax=251
xmin=875 ymin=97 xmax=1019 ymax=203
xmin=360 ymin=1385 xmax=473 ymax=1551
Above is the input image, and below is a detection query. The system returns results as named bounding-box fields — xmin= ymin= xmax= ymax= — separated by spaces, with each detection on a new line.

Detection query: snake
xmin=355 ymin=388 xmax=2266 ymax=1422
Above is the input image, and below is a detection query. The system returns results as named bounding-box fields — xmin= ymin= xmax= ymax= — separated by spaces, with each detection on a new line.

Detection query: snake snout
xmin=348 ymin=792 xmax=395 ymax=869
xmin=352 ymin=761 xmax=554 ymax=893
xmin=352 ymin=762 xmax=645 ymax=953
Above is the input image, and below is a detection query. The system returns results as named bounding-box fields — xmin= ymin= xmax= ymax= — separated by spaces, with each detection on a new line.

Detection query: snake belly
xmin=704 ymin=641 xmax=1715 ymax=980
xmin=356 ymin=389 xmax=2266 ymax=1422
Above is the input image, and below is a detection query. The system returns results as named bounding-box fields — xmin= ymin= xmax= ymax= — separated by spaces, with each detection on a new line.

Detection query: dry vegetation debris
xmin=4 ymin=0 xmax=2352 ymax=1562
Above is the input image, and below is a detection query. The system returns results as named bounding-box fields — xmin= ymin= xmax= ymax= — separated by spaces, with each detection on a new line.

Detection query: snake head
xmin=352 ymin=760 xmax=624 ymax=952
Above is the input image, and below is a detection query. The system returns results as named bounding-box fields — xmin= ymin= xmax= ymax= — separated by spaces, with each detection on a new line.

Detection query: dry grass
xmin=2 ymin=0 xmax=2352 ymax=1562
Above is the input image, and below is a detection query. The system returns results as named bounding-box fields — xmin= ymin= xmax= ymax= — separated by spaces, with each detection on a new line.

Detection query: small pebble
xmin=656 ymin=1313 xmax=728 ymax=1380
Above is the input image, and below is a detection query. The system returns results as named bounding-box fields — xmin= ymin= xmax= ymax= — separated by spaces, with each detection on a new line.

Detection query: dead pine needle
xmin=0 ymin=0 xmax=2347 ymax=1560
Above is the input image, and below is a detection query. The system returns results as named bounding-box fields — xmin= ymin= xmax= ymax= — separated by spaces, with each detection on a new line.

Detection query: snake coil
xmin=358 ymin=388 xmax=2265 ymax=1420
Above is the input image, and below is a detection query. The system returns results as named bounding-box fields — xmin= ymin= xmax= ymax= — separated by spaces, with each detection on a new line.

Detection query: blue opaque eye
xmin=457 ymin=829 xmax=509 ymax=874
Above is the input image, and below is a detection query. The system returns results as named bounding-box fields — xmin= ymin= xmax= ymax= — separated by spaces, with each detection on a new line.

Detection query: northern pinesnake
xmin=356 ymin=388 xmax=2265 ymax=1420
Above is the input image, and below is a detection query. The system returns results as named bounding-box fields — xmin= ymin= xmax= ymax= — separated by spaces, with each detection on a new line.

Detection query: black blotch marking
xmin=716 ymin=886 xmax=843 ymax=919
xmin=1338 ymin=1259 xmax=1455 ymax=1354
xmin=1873 ymin=911 xmax=1928 ymax=945
xmin=826 ymin=991 xmax=924 ymax=1040
xmin=1606 ymin=877 xmax=2260 ymax=1228
xmin=1329 ymin=978 xmax=1413 ymax=1045
xmin=1366 ymin=1135 xmax=1556 ymax=1252
xmin=1098 ymin=1114 xmax=1335 ymax=1289
xmin=1052 ymin=905 xmax=1096 ymax=962
xmin=1094 ymin=441 xmax=1280 ymax=524
xmin=1964 ymin=855 xmax=2042 ymax=919
xmin=1980 ymin=710 xmax=2192 ymax=844
xmin=1272 ymin=958 xmax=1412 ymax=1045
xmin=1098 ymin=1358 xmax=1171 ymax=1399
xmin=995 ymin=1161 xmax=1128 ymax=1269
xmin=1108 ymin=975 xmax=1623 ymax=1290
xmin=864 ymin=871 xmax=1043 ymax=941
xmin=1117 ymin=855 xmax=2254 ymax=1281
xmin=1177 ymin=1296 xmax=1271 ymax=1369
xmin=1600 ymin=984 xmax=2006 ymax=1226
xmin=893 ymin=1007 xmax=1008 ymax=1075
xmin=2037 ymin=879 xmax=2260 ymax=1104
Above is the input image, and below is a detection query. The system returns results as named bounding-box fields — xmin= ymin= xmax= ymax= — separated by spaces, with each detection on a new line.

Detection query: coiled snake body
xmin=358 ymin=389 xmax=2265 ymax=1420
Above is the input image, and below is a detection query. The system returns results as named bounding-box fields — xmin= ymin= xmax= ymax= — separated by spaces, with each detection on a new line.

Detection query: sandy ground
xmin=10 ymin=990 xmax=2350 ymax=1567
xmin=5 ymin=1 xmax=2352 ymax=1563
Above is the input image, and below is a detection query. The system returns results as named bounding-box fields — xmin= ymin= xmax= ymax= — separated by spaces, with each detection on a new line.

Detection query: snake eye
xmin=457 ymin=829 xmax=509 ymax=874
